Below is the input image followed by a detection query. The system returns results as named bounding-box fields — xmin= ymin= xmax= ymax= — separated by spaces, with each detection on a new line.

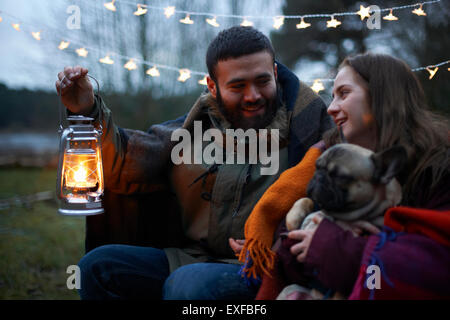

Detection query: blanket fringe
xmin=238 ymin=238 xmax=276 ymax=279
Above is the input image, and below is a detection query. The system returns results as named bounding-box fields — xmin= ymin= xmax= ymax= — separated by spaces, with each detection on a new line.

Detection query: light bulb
xmin=426 ymin=66 xmax=438 ymax=79
xmin=31 ymin=31 xmax=41 ymax=41
xmin=124 ymin=59 xmax=137 ymax=70
xmin=164 ymin=6 xmax=176 ymax=18
xmin=311 ymin=80 xmax=325 ymax=93
xmin=356 ymin=5 xmax=371 ymax=20
xmin=206 ymin=16 xmax=219 ymax=27
xmin=58 ymin=41 xmax=70 ymax=50
xmin=178 ymin=69 xmax=191 ymax=82
xmin=134 ymin=4 xmax=148 ymax=16
xmin=180 ymin=14 xmax=194 ymax=24
xmin=104 ymin=0 xmax=116 ymax=12
xmin=296 ymin=18 xmax=311 ymax=29
xmin=146 ymin=66 xmax=160 ymax=77
xmin=198 ymin=76 xmax=207 ymax=86
xmin=383 ymin=9 xmax=398 ymax=21
xmin=241 ymin=18 xmax=253 ymax=27
xmin=273 ymin=16 xmax=285 ymax=29
xmin=76 ymin=48 xmax=88 ymax=57
xmin=326 ymin=16 xmax=341 ymax=28
xmin=99 ymin=55 xmax=114 ymax=64
xmin=412 ymin=5 xmax=426 ymax=16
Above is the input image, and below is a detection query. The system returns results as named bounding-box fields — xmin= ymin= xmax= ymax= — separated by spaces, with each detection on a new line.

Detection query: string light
xmin=178 ymin=69 xmax=191 ymax=82
xmin=426 ymin=66 xmax=438 ymax=79
xmin=124 ymin=59 xmax=137 ymax=70
xmin=104 ymin=0 xmax=117 ymax=12
xmin=99 ymin=55 xmax=114 ymax=64
xmin=31 ymin=31 xmax=41 ymax=41
xmin=0 ymin=16 xmax=3 ymax=23
xmin=273 ymin=16 xmax=285 ymax=29
xmin=146 ymin=66 xmax=160 ymax=77
xmin=356 ymin=5 xmax=371 ymax=20
xmin=383 ymin=9 xmax=398 ymax=21
xmin=98 ymin=0 xmax=440 ymax=23
xmin=198 ymin=76 xmax=207 ymax=86
xmin=326 ymin=16 xmax=341 ymax=28
xmin=296 ymin=17 xmax=311 ymax=29
xmin=240 ymin=18 xmax=253 ymax=27
xmin=75 ymin=47 xmax=88 ymax=57
xmin=95 ymin=0 xmax=441 ymax=32
xmin=164 ymin=6 xmax=176 ymax=18
xmin=412 ymin=4 xmax=427 ymax=16
xmin=310 ymin=79 xmax=325 ymax=93
xmin=58 ymin=40 xmax=70 ymax=50
xmin=206 ymin=16 xmax=220 ymax=27
xmin=180 ymin=14 xmax=194 ymax=25
xmin=134 ymin=4 xmax=147 ymax=16
xmin=1 ymin=7 xmax=447 ymax=88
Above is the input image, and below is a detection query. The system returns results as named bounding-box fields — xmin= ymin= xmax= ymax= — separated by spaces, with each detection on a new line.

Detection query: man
xmin=56 ymin=26 xmax=333 ymax=299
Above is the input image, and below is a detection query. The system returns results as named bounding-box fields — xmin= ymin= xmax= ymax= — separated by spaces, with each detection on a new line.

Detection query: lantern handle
xmin=58 ymin=74 xmax=102 ymax=135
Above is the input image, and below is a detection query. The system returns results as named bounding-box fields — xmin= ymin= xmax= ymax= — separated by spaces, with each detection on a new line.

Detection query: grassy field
xmin=0 ymin=167 xmax=85 ymax=299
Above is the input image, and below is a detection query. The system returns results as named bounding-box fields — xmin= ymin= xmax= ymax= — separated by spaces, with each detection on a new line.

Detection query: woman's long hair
xmin=324 ymin=53 xmax=449 ymax=206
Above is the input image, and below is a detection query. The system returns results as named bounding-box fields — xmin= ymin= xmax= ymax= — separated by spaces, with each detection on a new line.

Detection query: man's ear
xmin=371 ymin=145 xmax=407 ymax=184
xmin=207 ymin=76 xmax=217 ymax=98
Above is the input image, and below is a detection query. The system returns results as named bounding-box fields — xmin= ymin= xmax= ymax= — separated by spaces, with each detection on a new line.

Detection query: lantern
xmin=56 ymin=75 xmax=104 ymax=215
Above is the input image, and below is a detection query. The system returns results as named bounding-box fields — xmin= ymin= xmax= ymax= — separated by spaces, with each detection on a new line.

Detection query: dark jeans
xmin=77 ymin=244 xmax=258 ymax=300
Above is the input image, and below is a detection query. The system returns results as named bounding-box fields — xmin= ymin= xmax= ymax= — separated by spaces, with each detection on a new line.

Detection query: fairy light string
xmin=100 ymin=0 xmax=441 ymax=30
xmin=0 ymin=0 xmax=448 ymax=92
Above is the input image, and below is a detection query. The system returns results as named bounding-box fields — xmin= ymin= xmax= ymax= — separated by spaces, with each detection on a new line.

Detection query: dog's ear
xmin=371 ymin=145 xmax=407 ymax=184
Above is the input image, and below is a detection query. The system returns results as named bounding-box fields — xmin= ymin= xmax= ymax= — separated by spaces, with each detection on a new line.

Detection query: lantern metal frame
xmin=56 ymin=75 xmax=104 ymax=216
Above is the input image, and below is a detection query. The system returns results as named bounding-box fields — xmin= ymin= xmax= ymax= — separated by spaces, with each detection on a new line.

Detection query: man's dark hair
xmin=206 ymin=26 xmax=275 ymax=81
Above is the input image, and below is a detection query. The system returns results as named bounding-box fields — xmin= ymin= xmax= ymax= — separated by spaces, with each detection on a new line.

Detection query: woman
xmin=238 ymin=53 xmax=450 ymax=299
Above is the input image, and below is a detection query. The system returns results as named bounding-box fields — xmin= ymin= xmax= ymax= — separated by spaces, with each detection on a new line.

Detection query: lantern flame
xmin=63 ymin=153 xmax=98 ymax=189
xmin=74 ymin=166 xmax=88 ymax=184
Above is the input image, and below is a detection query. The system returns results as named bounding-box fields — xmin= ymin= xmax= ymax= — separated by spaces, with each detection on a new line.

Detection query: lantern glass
xmin=63 ymin=150 xmax=99 ymax=190
xmin=57 ymin=115 xmax=104 ymax=216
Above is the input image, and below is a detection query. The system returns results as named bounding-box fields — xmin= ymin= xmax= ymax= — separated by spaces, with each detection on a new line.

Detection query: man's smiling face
xmin=207 ymin=51 xmax=279 ymax=130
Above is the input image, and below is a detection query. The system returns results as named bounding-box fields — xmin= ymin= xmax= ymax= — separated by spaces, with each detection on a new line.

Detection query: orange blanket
xmin=239 ymin=146 xmax=322 ymax=279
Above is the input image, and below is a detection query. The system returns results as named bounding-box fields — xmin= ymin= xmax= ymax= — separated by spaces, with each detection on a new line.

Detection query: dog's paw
xmin=301 ymin=211 xmax=325 ymax=231
xmin=286 ymin=198 xmax=314 ymax=231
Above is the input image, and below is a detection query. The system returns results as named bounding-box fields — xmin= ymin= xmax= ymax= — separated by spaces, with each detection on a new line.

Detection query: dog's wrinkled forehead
xmin=317 ymin=144 xmax=375 ymax=179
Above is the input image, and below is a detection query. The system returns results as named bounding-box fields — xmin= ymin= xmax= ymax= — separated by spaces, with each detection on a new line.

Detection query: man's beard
xmin=216 ymin=84 xmax=281 ymax=130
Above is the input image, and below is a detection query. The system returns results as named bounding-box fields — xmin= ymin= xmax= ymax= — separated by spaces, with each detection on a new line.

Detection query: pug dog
xmin=276 ymin=143 xmax=407 ymax=300
xmin=285 ymin=143 xmax=407 ymax=234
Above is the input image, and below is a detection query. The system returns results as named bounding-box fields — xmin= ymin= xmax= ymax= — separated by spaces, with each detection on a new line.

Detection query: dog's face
xmin=307 ymin=143 xmax=406 ymax=213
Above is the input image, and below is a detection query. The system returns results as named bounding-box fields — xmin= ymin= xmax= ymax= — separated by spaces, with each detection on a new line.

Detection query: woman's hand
xmin=229 ymin=238 xmax=245 ymax=255
xmin=288 ymin=214 xmax=323 ymax=263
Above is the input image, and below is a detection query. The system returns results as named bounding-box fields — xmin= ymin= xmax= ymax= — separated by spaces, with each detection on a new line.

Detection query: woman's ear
xmin=207 ymin=76 xmax=217 ymax=98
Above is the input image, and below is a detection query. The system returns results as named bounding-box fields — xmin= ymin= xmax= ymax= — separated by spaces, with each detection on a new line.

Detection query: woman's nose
xmin=327 ymin=99 xmax=340 ymax=116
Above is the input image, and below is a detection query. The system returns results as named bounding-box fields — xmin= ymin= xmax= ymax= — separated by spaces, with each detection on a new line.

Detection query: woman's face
xmin=328 ymin=66 xmax=377 ymax=151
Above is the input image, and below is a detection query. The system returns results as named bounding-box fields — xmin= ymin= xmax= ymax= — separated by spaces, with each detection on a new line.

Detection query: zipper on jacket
xmin=231 ymin=164 xmax=252 ymax=218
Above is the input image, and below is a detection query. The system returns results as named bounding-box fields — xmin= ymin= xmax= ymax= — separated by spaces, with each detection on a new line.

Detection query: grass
xmin=0 ymin=167 xmax=85 ymax=300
